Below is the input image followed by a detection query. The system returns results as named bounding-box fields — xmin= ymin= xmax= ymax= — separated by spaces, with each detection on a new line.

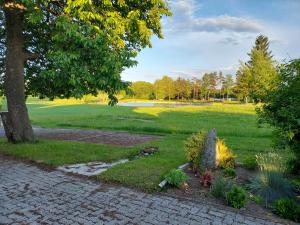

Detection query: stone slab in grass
xmin=57 ymin=159 xmax=129 ymax=176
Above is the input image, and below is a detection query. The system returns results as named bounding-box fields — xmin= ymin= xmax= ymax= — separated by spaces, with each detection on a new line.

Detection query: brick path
xmin=0 ymin=127 xmax=158 ymax=147
xmin=0 ymin=159 xmax=285 ymax=225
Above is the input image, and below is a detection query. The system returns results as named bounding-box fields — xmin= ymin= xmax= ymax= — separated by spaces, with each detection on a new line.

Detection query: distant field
xmin=0 ymin=99 xmax=277 ymax=191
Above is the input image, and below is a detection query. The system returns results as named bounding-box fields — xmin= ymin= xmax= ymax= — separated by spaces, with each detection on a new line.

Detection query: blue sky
xmin=122 ymin=0 xmax=300 ymax=82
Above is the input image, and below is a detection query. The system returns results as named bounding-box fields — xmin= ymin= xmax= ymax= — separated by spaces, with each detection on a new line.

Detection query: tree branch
xmin=23 ymin=52 xmax=39 ymax=60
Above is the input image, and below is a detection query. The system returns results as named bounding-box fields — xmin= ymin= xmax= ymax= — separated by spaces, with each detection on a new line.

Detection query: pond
xmin=117 ymin=102 xmax=212 ymax=107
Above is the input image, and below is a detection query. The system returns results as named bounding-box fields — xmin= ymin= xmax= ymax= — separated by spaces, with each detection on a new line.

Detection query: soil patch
xmin=0 ymin=127 xmax=160 ymax=147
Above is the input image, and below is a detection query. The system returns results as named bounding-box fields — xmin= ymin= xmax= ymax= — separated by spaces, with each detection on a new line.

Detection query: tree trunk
xmin=3 ymin=4 xmax=34 ymax=143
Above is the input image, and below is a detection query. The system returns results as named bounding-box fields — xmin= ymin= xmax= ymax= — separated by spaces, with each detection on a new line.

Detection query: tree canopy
xmin=235 ymin=35 xmax=277 ymax=103
xmin=0 ymin=0 xmax=171 ymax=104
xmin=257 ymin=59 xmax=300 ymax=173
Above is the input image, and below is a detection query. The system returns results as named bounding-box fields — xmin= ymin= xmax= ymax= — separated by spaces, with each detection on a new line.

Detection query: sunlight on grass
xmin=133 ymin=103 xmax=256 ymax=117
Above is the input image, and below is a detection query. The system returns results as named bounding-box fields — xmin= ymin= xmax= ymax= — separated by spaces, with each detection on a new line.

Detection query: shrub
xmin=248 ymin=171 xmax=293 ymax=205
xmin=273 ymin=198 xmax=300 ymax=222
xmin=210 ymin=177 xmax=225 ymax=199
xmin=248 ymin=152 xmax=293 ymax=205
xmin=256 ymin=152 xmax=287 ymax=174
xmin=185 ymin=130 xmax=207 ymax=169
xmin=216 ymin=138 xmax=235 ymax=168
xmin=242 ymin=156 xmax=257 ymax=170
xmin=164 ymin=169 xmax=188 ymax=188
xmin=210 ymin=176 xmax=231 ymax=199
xmin=249 ymin=194 xmax=263 ymax=205
xmin=223 ymin=167 xmax=236 ymax=178
xmin=286 ymin=158 xmax=300 ymax=175
xmin=200 ymin=169 xmax=213 ymax=187
xmin=257 ymin=59 xmax=300 ymax=174
xmin=226 ymin=185 xmax=247 ymax=209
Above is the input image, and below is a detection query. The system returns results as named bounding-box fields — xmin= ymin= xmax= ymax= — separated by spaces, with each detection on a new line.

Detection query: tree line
xmin=129 ymin=35 xmax=277 ymax=103
xmin=129 ymin=73 xmax=235 ymax=101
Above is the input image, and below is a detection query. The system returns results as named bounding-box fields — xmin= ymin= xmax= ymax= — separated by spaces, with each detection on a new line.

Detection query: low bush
xmin=200 ymin=169 xmax=213 ymax=187
xmin=210 ymin=176 xmax=232 ymax=199
xmin=242 ymin=156 xmax=257 ymax=170
xmin=223 ymin=167 xmax=236 ymax=178
xmin=249 ymin=194 xmax=263 ymax=205
xmin=185 ymin=130 xmax=207 ymax=169
xmin=226 ymin=185 xmax=247 ymax=209
xmin=248 ymin=171 xmax=293 ymax=206
xmin=216 ymin=138 xmax=235 ymax=169
xmin=210 ymin=177 xmax=226 ymax=199
xmin=248 ymin=152 xmax=293 ymax=205
xmin=164 ymin=169 xmax=188 ymax=188
xmin=273 ymin=198 xmax=300 ymax=222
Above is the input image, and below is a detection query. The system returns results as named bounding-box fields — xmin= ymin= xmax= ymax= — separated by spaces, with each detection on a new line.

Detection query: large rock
xmin=201 ymin=129 xmax=217 ymax=169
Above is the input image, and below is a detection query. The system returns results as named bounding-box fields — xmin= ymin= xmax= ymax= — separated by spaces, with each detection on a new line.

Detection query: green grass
xmin=0 ymin=139 xmax=139 ymax=166
xmin=0 ymin=99 xmax=277 ymax=191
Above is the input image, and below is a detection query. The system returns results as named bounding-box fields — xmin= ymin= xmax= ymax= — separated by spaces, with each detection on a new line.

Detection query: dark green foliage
xmin=273 ymin=198 xmax=300 ymax=222
xmin=223 ymin=167 xmax=236 ymax=177
xmin=242 ymin=156 xmax=257 ymax=170
xmin=210 ymin=176 xmax=232 ymax=199
xmin=257 ymin=59 xmax=300 ymax=174
xmin=164 ymin=169 xmax=188 ymax=188
xmin=251 ymin=35 xmax=272 ymax=60
xmin=226 ymin=185 xmax=247 ymax=209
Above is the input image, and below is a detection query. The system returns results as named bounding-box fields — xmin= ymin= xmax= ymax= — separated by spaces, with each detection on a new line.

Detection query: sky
xmin=121 ymin=0 xmax=300 ymax=82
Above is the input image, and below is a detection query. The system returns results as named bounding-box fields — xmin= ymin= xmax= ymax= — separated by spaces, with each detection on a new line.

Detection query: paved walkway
xmin=0 ymin=159 xmax=285 ymax=225
xmin=0 ymin=127 xmax=158 ymax=147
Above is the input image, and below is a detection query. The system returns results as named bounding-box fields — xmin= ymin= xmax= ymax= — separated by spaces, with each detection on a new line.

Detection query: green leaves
xmin=257 ymin=60 xmax=300 ymax=158
xmin=1 ymin=0 xmax=171 ymax=104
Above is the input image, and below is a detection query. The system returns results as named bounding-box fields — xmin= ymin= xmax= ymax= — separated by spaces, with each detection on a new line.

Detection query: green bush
xmin=164 ymin=169 xmax=188 ymax=188
xmin=185 ymin=130 xmax=207 ymax=168
xmin=226 ymin=185 xmax=247 ymax=209
xmin=242 ymin=156 xmax=257 ymax=170
xmin=248 ymin=152 xmax=293 ymax=205
xmin=210 ymin=176 xmax=232 ymax=199
xmin=216 ymin=138 xmax=235 ymax=169
xmin=249 ymin=194 xmax=263 ymax=205
xmin=257 ymin=59 xmax=300 ymax=174
xmin=273 ymin=198 xmax=300 ymax=222
xmin=223 ymin=167 xmax=236 ymax=178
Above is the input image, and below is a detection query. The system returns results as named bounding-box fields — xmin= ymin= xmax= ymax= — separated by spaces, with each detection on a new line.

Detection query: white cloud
xmin=192 ymin=15 xmax=263 ymax=33
xmin=167 ymin=0 xmax=263 ymax=33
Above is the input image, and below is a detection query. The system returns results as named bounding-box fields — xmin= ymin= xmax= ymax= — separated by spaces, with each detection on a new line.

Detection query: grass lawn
xmin=0 ymin=99 xmax=278 ymax=191
xmin=0 ymin=139 xmax=139 ymax=166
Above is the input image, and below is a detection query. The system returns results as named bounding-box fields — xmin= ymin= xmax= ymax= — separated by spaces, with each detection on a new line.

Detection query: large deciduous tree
xmin=0 ymin=0 xmax=171 ymax=142
xmin=130 ymin=81 xmax=154 ymax=99
xmin=222 ymin=74 xmax=234 ymax=100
